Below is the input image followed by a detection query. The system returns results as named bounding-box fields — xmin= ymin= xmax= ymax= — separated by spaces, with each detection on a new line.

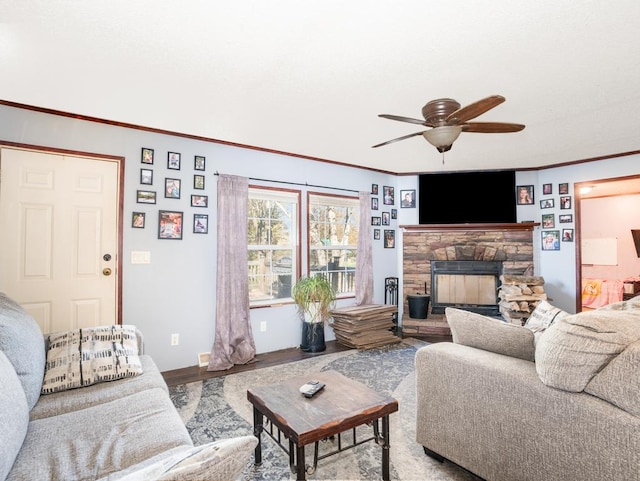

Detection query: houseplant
xmin=292 ymin=275 xmax=336 ymax=352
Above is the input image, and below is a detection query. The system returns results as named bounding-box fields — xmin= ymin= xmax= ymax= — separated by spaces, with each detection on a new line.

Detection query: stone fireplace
xmin=401 ymin=223 xmax=536 ymax=333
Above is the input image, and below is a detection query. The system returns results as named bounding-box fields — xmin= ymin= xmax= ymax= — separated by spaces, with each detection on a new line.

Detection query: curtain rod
xmin=213 ymin=171 xmax=359 ymax=193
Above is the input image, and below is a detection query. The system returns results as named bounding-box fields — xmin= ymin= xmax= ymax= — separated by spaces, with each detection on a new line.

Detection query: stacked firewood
xmin=498 ymin=275 xmax=547 ymax=325
xmin=330 ymin=304 xmax=400 ymax=349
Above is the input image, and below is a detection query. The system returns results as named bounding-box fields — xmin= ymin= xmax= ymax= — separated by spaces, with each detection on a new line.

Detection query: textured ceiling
xmin=2 ymin=1 xmax=640 ymax=173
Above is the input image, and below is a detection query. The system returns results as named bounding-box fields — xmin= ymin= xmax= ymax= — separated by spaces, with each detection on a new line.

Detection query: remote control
xmin=299 ymin=380 xmax=325 ymax=398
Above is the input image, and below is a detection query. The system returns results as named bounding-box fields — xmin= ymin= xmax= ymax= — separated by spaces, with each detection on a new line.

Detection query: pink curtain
xmin=355 ymin=191 xmax=374 ymax=305
xmin=208 ymin=175 xmax=256 ymax=371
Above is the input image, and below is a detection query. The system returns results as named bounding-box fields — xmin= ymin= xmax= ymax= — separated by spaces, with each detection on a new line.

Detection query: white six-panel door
xmin=0 ymin=147 xmax=119 ymax=333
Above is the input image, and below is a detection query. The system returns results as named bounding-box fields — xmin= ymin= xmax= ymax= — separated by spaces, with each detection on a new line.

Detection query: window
xmin=308 ymin=193 xmax=359 ymax=297
xmin=248 ymin=188 xmax=299 ymax=306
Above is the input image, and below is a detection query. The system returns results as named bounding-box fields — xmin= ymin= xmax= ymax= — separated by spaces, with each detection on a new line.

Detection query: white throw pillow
xmin=41 ymin=325 xmax=142 ymax=394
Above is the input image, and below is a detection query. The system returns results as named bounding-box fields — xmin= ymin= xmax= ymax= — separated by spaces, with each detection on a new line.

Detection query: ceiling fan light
xmin=423 ymin=126 xmax=463 ymax=152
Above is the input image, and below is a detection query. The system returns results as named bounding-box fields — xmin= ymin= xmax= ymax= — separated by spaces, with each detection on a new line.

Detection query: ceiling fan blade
xmin=372 ymin=131 xmax=425 ymax=148
xmin=446 ymin=95 xmax=505 ymax=124
xmin=462 ymin=122 xmax=525 ymax=133
xmin=378 ymin=114 xmax=426 ymax=125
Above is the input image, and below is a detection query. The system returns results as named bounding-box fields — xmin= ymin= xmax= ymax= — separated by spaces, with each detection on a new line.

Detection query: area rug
xmin=169 ymin=339 xmax=480 ymax=480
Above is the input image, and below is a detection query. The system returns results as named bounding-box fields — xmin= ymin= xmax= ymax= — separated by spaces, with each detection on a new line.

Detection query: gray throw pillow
xmin=524 ymin=300 xmax=570 ymax=341
xmin=585 ymin=340 xmax=640 ymax=417
xmin=446 ymin=307 xmax=535 ymax=362
xmin=0 ymin=292 xmax=46 ymax=409
xmin=535 ymin=308 xmax=640 ymax=392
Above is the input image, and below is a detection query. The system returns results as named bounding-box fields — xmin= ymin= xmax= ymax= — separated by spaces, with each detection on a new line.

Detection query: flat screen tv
xmin=418 ymin=170 xmax=517 ymax=224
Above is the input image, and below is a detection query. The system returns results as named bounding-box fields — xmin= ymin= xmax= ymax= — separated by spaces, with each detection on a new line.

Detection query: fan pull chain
xmin=442 ymin=152 xmax=445 ymax=165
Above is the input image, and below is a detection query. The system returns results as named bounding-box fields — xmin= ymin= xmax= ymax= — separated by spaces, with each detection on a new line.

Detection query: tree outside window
xmin=308 ymin=193 xmax=359 ymax=297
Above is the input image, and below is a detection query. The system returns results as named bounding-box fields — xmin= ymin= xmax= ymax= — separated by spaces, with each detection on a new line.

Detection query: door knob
xmin=103 ymin=268 xmax=112 ymax=276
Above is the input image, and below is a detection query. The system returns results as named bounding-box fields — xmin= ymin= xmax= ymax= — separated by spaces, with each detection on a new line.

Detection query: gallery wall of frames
xmin=133 ymin=147 xmax=209 ymax=239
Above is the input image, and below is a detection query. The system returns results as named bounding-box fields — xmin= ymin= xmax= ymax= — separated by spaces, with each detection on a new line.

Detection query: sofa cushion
xmin=0 ymin=351 xmax=30 ymax=481
xmin=113 ymin=436 xmax=259 ymax=481
xmin=31 ymin=355 xmax=164 ymax=420
xmin=41 ymin=325 xmax=143 ymax=394
xmin=0 ymin=292 xmax=46 ymax=409
xmin=536 ymin=307 xmax=640 ymax=392
xmin=446 ymin=307 xmax=535 ymax=361
xmin=524 ymin=300 xmax=570 ymax=342
xmin=585 ymin=339 xmax=640 ymax=417
xmin=6 ymin=387 xmax=193 ymax=481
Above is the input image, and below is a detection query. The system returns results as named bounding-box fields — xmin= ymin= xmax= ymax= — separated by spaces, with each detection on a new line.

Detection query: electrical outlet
xmin=260 ymin=321 xmax=267 ymax=332
xmin=171 ymin=333 xmax=179 ymax=346
xmin=198 ymin=352 xmax=210 ymax=367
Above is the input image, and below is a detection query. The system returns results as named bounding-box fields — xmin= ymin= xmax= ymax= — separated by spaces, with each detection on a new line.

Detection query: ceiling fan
xmin=372 ymin=95 xmax=525 ymax=153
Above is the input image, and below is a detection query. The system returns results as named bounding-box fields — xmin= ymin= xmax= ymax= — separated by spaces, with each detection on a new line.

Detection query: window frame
xmin=248 ymin=186 xmax=301 ymax=307
xmin=307 ymin=191 xmax=359 ymax=299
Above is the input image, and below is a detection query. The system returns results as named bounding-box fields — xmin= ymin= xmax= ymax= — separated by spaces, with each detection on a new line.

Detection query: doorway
xmin=0 ymin=145 xmax=123 ymax=333
xmin=575 ymin=175 xmax=640 ymax=312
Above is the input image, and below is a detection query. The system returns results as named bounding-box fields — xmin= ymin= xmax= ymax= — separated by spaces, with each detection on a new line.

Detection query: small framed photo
xmin=562 ymin=228 xmax=574 ymax=242
xmin=193 ymin=214 xmax=208 ymax=234
xmin=382 ymin=212 xmax=390 ymax=225
xmin=560 ymin=196 xmax=572 ymax=209
xmin=542 ymin=230 xmax=560 ymax=251
xmin=371 ymin=216 xmax=381 ymax=226
xmin=164 ymin=178 xmax=181 ymax=199
xmin=540 ymin=198 xmax=554 ymax=209
xmin=141 ymin=147 xmax=154 ymax=164
xmin=158 ymin=210 xmax=183 ymax=240
xmin=371 ymin=197 xmax=378 ymax=210
xmin=132 ymin=212 xmax=145 ymax=228
xmin=542 ymin=213 xmax=555 ymax=228
xmin=371 ymin=184 xmax=379 ymax=195
xmin=136 ymin=190 xmax=156 ymax=204
xmin=559 ymin=214 xmax=573 ymax=224
xmin=517 ymin=185 xmax=534 ymax=205
xmin=384 ymin=229 xmax=395 ymax=248
xmin=191 ymin=195 xmax=208 ymax=207
xmin=194 ymin=155 xmax=206 ymax=171
xmin=543 ymin=183 xmax=552 ymax=195
xmin=168 ymin=152 xmax=181 ymax=170
xmin=559 ymin=183 xmax=569 ymax=195
xmin=140 ymin=168 xmax=153 ymax=185
xmin=400 ymin=189 xmax=416 ymax=208
xmin=194 ymin=174 xmax=205 ymax=190
xmin=383 ymin=186 xmax=394 ymax=205
xmin=391 ymin=208 xmax=397 ymax=219
xmin=373 ymin=228 xmax=380 ymax=240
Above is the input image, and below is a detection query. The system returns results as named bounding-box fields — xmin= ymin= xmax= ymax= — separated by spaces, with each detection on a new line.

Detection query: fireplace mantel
xmin=401 ymin=222 xmax=538 ymax=233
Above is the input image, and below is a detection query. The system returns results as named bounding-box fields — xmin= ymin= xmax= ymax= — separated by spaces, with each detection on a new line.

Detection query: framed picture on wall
xmin=540 ymin=198 xmax=554 ymax=209
xmin=136 ymin=190 xmax=156 ymax=204
xmin=191 ymin=195 xmax=208 ymax=207
xmin=140 ymin=168 xmax=153 ymax=185
xmin=371 ymin=184 xmax=379 ymax=195
xmin=371 ymin=197 xmax=378 ymax=210
xmin=542 ymin=213 xmax=555 ymax=228
xmin=383 ymin=186 xmax=394 ymax=205
xmin=391 ymin=208 xmax=397 ymax=219
xmin=541 ymin=230 xmax=560 ymax=251
xmin=164 ymin=178 xmax=181 ymax=199
xmin=516 ymin=185 xmax=534 ymax=205
xmin=193 ymin=214 xmax=208 ymax=234
xmin=382 ymin=212 xmax=390 ymax=225
xmin=400 ymin=189 xmax=416 ymax=208
xmin=543 ymin=183 xmax=552 ymax=195
xmin=158 ymin=210 xmax=183 ymax=240
xmin=371 ymin=216 xmax=381 ymax=226
xmin=194 ymin=155 xmax=206 ymax=171
xmin=559 ymin=183 xmax=569 ymax=194
xmin=194 ymin=174 xmax=205 ymax=190
xmin=167 ymin=152 xmax=181 ymax=170
xmin=132 ymin=212 xmax=145 ymax=228
xmin=373 ymin=228 xmax=380 ymax=240
xmin=141 ymin=147 xmax=154 ymax=164
xmin=559 ymin=214 xmax=573 ymax=223
xmin=562 ymin=229 xmax=574 ymax=242
xmin=384 ymin=229 xmax=395 ymax=248
xmin=560 ymin=196 xmax=572 ymax=209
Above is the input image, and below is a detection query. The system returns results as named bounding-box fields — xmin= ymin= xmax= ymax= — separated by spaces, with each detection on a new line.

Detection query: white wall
xmin=0 ymin=104 xmax=398 ymax=371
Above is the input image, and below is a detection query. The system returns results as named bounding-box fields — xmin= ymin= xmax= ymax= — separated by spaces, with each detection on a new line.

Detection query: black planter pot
xmin=300 ymin=322 xmax=326 ymax=352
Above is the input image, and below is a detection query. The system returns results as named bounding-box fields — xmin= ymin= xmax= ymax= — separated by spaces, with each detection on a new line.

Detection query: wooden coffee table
xmin=247 ymin=370 xmax=398 ymax=480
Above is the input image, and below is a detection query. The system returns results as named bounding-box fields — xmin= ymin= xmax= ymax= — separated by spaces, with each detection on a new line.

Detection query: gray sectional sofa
xmin=0 ymin=292 xmax=257 ymax=481
xmin=416 ymin=299 xmax=640 ymax=481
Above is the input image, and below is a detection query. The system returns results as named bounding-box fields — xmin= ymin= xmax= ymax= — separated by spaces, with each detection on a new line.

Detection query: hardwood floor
xmin=161 ymin=333 xmax=450 ymax=387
